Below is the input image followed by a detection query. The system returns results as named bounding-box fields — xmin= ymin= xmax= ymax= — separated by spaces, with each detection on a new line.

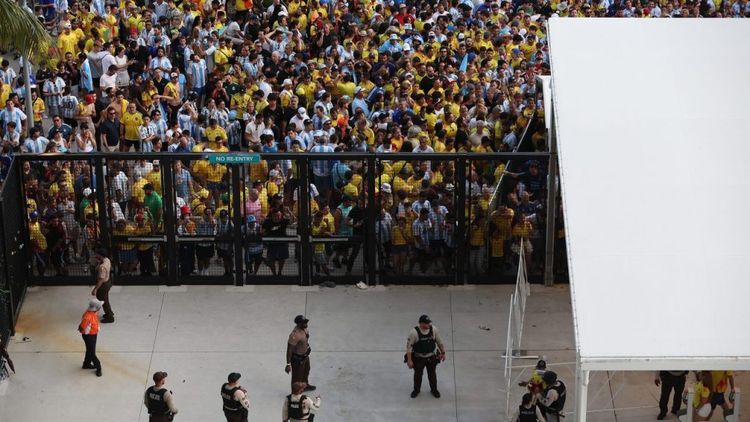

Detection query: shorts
xmin=119 ymin=249 xmax=137 ymax=263
xmin=267 ymin=243 xmax=289 ymax=261
xmin=245 ymin=250 xmax=263 ymax=264
xmin=196 ymin=245 xmax=214 ymax=260
xmin=123 ymin=139 xmax=140 ymax=151
xmin=314 ymin=252 xmax=327 ymax=265
xmin=430 ymin=240 xmax=446 ymax=256
xmin=710 ymin=392 xmax=725 ymax=409
xmin=207 ymin=181 xmax=224 ymax=191
xmin=34 ymin=251 xmax=48 ymax=266
xmin=392 ymin=244 xmax=408 ymax=254
xmin=63 ymin=117 xmax=78 ymax=128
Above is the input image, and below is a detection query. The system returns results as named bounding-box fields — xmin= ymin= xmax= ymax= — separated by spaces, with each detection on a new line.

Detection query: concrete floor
xmin=0 ymin=284 xmax=746 ymax=422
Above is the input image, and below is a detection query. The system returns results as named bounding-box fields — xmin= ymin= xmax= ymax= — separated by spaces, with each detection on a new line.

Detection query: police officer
xmin=144 ymin=371 xmax=179 ymax=421
xmin=405 ymin=314 xmax=446 ymax=398
xmin=514 ymin=392 xmax=546 ymax=422
xmin=221 ymin=372 xmax=251 ymax=422
xmin=282 ymin=381 xmax=321 ymax=422
xmin=536 ymin=371 xmax=566 ymax=422
xmin=285 ymin=315 xmax=316 ymax=392
xmin=654 ymin=370 xmax=688 ymax=419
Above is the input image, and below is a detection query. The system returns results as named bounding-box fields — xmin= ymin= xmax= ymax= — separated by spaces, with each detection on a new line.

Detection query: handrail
xmin=488 ymin=107 xmax=539 ymax=211
xmin=13 ymin=151 xmax=550 ymax=161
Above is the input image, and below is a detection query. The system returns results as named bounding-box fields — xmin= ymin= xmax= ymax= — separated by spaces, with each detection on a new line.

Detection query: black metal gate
xmin=6 ymin=151 xmax=552 ymax=288
xmin=0 ymin=159 xmax=29 ymax=340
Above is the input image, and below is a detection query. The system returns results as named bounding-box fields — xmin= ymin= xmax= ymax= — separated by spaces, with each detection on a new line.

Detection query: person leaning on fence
xmin=221 ymin=372 xmax=251 ymax=422
xmin=144 ymin=371 xmax=179 ymax=422
xmin=283 ymin=382 xmax=321 ymax=422
xmin=536 ymin=371 xmax=566 ymax=422
xmin=405 ymin=314 xmax=446 ymax=399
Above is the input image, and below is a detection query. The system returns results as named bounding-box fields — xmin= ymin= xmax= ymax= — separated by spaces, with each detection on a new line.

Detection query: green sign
xmin=207 ymin=153 xmax=261 ymax=164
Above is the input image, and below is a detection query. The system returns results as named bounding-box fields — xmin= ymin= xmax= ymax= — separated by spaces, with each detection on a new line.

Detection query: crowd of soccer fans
xmin=1 ymin=0 xmax=740 ymax=278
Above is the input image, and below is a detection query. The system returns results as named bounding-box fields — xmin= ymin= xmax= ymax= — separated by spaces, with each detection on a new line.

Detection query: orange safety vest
xmin=78 ymin=311 xmax=100 ymax=335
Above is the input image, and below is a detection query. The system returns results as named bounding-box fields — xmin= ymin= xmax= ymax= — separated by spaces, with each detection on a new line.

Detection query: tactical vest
xmin=412 ymin=326 xmax=436 ymax=355
xmin=221 ymin=384 xmax=242 ymax=411
xmin=287 ymin=394 xmax=310 ymax=420
xmin=145 ymin=387 xmax=169 ymax=415
xmin=518 ymin=403 xmax=539 ymax=422
xmin=545 ymin=381 xmax=567 ymax=413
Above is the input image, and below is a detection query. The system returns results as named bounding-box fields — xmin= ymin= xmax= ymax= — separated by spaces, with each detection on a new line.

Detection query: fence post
xmin=544 ymin=108 xmax=558 ymax=287
xmin=365 ymin=154 xmax=377 ymax=286
xmin=160 ymin=159 xmax=178 ymax=285
xmin=298 ymin=158 xmax=311 ymax=286
xmin=732 ymin=387 xmax=741 ymax=422
xmin=93 ymin=157 xmax=110 ymax=254
xmin=0 ymin=193 xmax=10 ymax=340
xmin=686 ymin=387 xmax=694 ymax=422
xmin=455 ymin=156 xmax=467 ymax=285
xmin=231 ymin=165 xmax=244 ymax=286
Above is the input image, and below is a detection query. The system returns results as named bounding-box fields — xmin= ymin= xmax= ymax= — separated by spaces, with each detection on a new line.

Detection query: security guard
xmin=514 ymin=392 xmax=546 ymax=422
xmin=282 ymin=382 xmax=321 ymax=422
xmin=144 ymin=371 xmax=179 ymax=421
xmin=405 ymin=314 xmax=446 ymax=398
xmin=286 ymin=315 xmax=316 ymax=392
xmin=536 ymin=371 xmax=566 ymax=422
xmin=221 ymin=372 xmax=251 ymax=422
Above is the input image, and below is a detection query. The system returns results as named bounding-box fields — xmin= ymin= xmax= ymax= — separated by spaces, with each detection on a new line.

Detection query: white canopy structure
xmin=547 ymin=18 xmax=750 ymax=421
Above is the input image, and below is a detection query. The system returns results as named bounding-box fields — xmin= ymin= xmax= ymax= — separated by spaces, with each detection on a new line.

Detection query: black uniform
xmin=539 ymin=381 xmax=566 ymax=422
xmin=658 ymin=371 xmax=687 ymax=416
xmin=518 ymin=403 xmax=541 ymax=422
xmin=144 ymin=386 xmax=173 ymax=422
xmin=286 ymin=394 xmax=311 ymax=421
xmin=221 ymin=383 xmax=248 ymax=422
xmin=411 ymin=326 xmax=439 ymax=394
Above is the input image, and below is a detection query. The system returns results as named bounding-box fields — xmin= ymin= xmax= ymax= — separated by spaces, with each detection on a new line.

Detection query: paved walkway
xmin=0 ymin=284 xmax=745 ymax=421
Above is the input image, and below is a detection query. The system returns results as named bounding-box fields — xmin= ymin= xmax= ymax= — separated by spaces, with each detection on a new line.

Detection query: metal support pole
xmin=365 ymin=154 xmax=377 ymax=286
xmin=161 ymin=160 xmax=178 ymax=285
xmin=732 ymin=387 xmax=741 ymax=422
xmin=686 ymin=387 xmax=694 ymax=422
xmin=93 ymin=157 xmax=110 ymax=252
xmin=455 ymin=156 xmax=467 ymax=285
xmin=298 ymin=158 xmax=311 ymax=286
xmin=544 ymin=106 xmax=558 ymax=287
xmin=231 ymin=166 xmax=243 ymax=286
xmin=575 ymin=366 xmax=589 ymax=422
xmin=22 ymin=56 xmax=33 ymax=137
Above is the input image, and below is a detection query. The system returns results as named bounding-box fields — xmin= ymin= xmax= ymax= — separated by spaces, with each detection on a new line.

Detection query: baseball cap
xmin=419 ymin=314 xmax=432 ymax=324
xmin=228 ymin=372 xmax=241 ymax=383
xmin=297 ymin=107 xmax=306 ymax=114
xmin=390 ymin=34 xmax=398 ymax=40
xmin=380 ymin=183 xmax=392 ymax=193
xmin=246 ymin=215 xmax=256 ymax=223
xmin=82 ymin=187 xmax=93 ymax=197
xmin=294 ymin=315 xmax=309 ymax=325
